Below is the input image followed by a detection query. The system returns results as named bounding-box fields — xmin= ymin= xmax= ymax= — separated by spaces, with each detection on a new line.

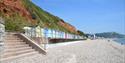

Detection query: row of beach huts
xmin=24 ymin=26 xmax=84 ymax=39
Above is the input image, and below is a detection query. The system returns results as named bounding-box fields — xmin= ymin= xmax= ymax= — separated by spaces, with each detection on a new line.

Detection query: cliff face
xmin=0 ymin=0 xmax=78 ymax=34
xmin=0 ymin=0 xmax=37 ymax=24
xmin=58 ymin=20 xmax=77 ymax=33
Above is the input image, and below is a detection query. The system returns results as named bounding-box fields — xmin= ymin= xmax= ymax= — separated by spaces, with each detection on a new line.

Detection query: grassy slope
xmin=0 ymin=0 xmax=72 ymax=33
xmin=22 ymin=0 xmax=72 ymax=33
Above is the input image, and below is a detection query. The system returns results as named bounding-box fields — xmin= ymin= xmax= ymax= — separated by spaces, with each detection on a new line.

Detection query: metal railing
xmin=23 ymin=27 xmax=48 ymax=50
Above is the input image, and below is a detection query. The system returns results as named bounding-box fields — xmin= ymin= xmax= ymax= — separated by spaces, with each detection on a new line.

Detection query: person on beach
xmin=108 ymin=40 xmax=110 ymax=42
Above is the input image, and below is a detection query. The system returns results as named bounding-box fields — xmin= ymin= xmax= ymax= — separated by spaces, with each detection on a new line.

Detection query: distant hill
xmin=0 ymin=0 xmax=81 ymax=35
xmin=95 ymin=32 xmax=125 ymax=38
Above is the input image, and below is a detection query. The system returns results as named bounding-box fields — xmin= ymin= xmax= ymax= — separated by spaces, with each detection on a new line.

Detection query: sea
xmin=114 ymin=38 xmax=125 ymax=45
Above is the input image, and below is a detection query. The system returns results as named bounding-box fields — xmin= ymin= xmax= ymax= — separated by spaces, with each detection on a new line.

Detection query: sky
xmin=32 ymin=0 xmax=125 ymax=34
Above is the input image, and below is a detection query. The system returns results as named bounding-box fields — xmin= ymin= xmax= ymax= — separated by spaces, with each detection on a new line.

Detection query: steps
xmin=0 ymin=33 xmax=39 ymax=61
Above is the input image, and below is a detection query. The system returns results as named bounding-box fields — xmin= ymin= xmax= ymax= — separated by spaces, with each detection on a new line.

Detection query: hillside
xmin=95 ymin=32 xmax=125 ymax=38
xmin=0 ymin=0 xmax=79 ymax=34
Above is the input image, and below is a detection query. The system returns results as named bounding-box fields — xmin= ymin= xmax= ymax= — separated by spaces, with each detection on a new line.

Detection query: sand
xmin=1 ymin=39 xmax=125 ymax=63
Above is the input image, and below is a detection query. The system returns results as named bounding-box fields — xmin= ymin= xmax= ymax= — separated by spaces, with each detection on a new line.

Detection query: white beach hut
xmin=41 ymin=28 xmax=44 ymax=37
xmin=52 ymin=29 xmax=56 ymax=38
xmin=59 ymin=31 xmax=62 ymax=39
xmin=23 ymin=27 xmax=32 ymax=38
xmin=65 ymin=32 xmax=68 ymax=39
xmin=35 ymin=26 xmax=42 ymax=38
xmin=47 ymin=29 xmax=51 ymax=38
xmin=55 ymin=30 xmax=58 ymax=38
xmin=66 ymin=33 xmax=69 ymax=39
xmin=71 ymin=34 xmax=74 ymax=39
xmin=73 ymin=34 xmax=75 ymax=39
xmin=59 ymin=31 xmax=64 ymax=39
xmin=56 ymin=30 xmax=60 ymax=38
xmin=43 ymin=28 xmax=48 ymax=38
xmin=62 ymin=32 xmax=67 ymax=39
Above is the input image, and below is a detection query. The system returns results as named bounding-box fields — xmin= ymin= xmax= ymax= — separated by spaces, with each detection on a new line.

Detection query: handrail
xmin=16 ymin=33 xmax=46 ymax=55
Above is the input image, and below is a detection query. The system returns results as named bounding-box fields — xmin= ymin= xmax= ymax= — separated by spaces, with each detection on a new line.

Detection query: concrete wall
xmin=0 ymin=17 xmax=5 ymax=52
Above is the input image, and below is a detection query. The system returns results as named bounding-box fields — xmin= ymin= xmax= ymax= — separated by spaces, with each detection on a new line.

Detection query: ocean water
xmin=114 ymin=38 xmax=125 ymax=45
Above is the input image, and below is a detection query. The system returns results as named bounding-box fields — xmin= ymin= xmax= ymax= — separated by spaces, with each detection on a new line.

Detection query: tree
xmin=77 ymin=30 xmax=85 ymax=36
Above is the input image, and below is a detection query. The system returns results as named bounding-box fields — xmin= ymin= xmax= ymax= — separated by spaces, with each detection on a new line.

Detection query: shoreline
xmin=47 ymin=39 xmax=125 ymax=49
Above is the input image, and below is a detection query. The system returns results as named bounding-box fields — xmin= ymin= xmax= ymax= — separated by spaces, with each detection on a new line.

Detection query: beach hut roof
xmin=23 ymin=27 xmax=31 ymax=29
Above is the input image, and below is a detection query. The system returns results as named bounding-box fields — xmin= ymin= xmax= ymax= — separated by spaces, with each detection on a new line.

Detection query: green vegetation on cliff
xmin=0 ymin=0 xmax=78 ymax=34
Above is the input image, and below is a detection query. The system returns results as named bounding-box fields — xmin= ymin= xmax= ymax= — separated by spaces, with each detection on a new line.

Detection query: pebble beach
xmin=1 ymin=39 xmax=125 ymax=63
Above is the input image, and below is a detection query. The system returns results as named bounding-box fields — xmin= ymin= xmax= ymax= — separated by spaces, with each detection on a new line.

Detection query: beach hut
xmin=23 ymin=27 xmax=32 ymax=38
xmin=63 ymin=32 xmax=67 ymax=39
xmin=59 ymin=31 xmax=62 ymax=38
xmin=70 ymin=34 xmax=72 ymax=39
xmin=57 ymin=31 xmax=59 ymax=38
xmin=70 ymin=34 xmax=73 ymax=39
xmin=50 ymin=29 xmax=53 ymax=38
xmin=71 ymin=34 xmax=74 ymax=39
xmin=74 ymin=35 xmax=76 ymax=39
xmin=68 ymin=33 xmax=70 ymax=39
xmin=30 ymin=27 xmax=36 ymax=37
xmin=73 ymin=34 xmax=76 ymax=39
xmin=59 ymin=31 xmax=61 ymax=38
xmin=57 ymin=30 xmax=61 ymax=38
xmin=60 ymin=32 xmax=65 ymax=39
xmin=44 ymin=28 xmax=52 ymax=38
xmin=24 ymin=26 xmax=39 ymax=38
xmin=68 ymin=34 xmax=71 ymax=39
xmin=47 ymin=29 xmax=53 ymax=38
xmin=43 ymin=28 xmax=48 ymax=38
xmin=67 ymin=33 xmax=69 ymax=39
xmin=77 ymin=35 xmax=79 ymax=39
xmin=52 ymin=29 xmax=56 ymax=38
xmin=78 ymin=35 xmax=81 ymax=39
xmin=56 ymin=30 xmax=59 ymax=38
xmin=55 ymin=30 xmax=58 ymax=39
xmin=29 ymin=26 xmax=43 ymax=45
xmin=41 ymin=28 xmax=44 ymax=37
xmin=46 ymin=29 xmax=50 ymax=38
xmin=75 ymin=35 xmax=78 ymax=39
xmin=60 ymin=31 xmax=63 ymax=39
xmin=64 ymin=32 xmax=68 ymax=39
xmin=35 ymin=26 xmax=42 ymax=38
xmin=79 ymin=36 xmax=81 ymax=39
